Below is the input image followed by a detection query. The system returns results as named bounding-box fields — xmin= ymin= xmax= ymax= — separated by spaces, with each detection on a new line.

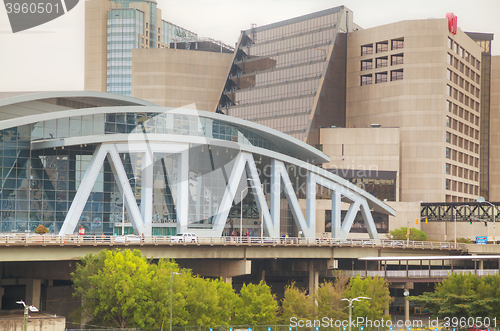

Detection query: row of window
xmin=446 ymin=132 xmax=479 ymax=155
xmin=360 ymin=53 xmax=403 ymax=71
xmin=447 ymin=100 xmax=479 ymax=127
xmin=446 ymin=115 xmax=479 ymax=141
xmin=447 ymin=85 xmax=480 ymax=113
xmin=446 ymin=163 xmax=479 ymax=182
xmin=360 ymin=70 xmax=403 ymax=85
xmin=447 ymin=54 xmax=481 ymax=84
xmin=448 ymin=37 xmax=480 ymax=70
xmin=446 ymin=179 xmax=479 ymax=195
xmin=446 ymin=147 xmax=479 ymax=168
xmin=361 ymin=38 xmax=404 ymax=56
xmin=447 ymin=69 xmax=480 ymax=98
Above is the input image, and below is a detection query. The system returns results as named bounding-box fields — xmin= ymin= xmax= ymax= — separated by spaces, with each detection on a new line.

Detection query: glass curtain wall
xmin=218 ymin=8 xmax=343 ymax=141
xmin=106 ymin=8 xmax=144 ymax=96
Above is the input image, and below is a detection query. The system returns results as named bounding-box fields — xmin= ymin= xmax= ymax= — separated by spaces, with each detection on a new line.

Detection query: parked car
xmin=170 ymin=233 xmax=198 ymax=243
xmin=114 ymin=234 xmax=141 ymax=243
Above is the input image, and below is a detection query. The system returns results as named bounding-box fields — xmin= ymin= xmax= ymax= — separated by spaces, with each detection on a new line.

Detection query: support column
xmin=404 ymin=283 xmax=410 ymax=324
xmin=25 ymin=279 xmax=42 ymax=308
xmin=261 ymin=269 xmax=266 ymax=282
xmin=223 ymin=276 xmax=232 ymax=284
xmin=308 ymin=261 xmax=319 ymax=296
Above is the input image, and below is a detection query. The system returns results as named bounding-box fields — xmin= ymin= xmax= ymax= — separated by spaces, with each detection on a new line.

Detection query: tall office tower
xmin=346 ymin=18 xmax=483 ymax=202
xmin=216 ymin=6 xmax=356 ymax=145
xmin=85 ymin=0 xmax=196 ymax=96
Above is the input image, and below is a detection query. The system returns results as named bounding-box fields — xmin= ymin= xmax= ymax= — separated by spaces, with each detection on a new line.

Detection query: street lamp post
xmin=407 ymin=201 xmax=423 ymax=246
xmin=122 ymin=176 xmax=138 ymax=235
xmin=477 ymin=197 xmax=496 ymax=244
xmin=170 ymin=271 xmax=181 ymax=331
xmin=454 ymin=205 xmax=469 ymax=247
xmin=341 ymin=296 xmax=371 ymax=331
xmin=16 ymin=300 xmax=38 ymax=331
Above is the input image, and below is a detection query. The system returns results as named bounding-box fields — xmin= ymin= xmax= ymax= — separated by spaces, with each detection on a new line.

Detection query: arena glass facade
xmin=0 ymin=92 xmax=394 ymax=238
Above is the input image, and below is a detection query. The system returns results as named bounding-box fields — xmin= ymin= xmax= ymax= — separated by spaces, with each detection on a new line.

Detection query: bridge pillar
xmin=404 ymin=282 xmax=412 ymax=324
xmin=308 ymin=261 xmax=319 ymax=296
xmin=26 ymin=279 xmax=42 ymax=308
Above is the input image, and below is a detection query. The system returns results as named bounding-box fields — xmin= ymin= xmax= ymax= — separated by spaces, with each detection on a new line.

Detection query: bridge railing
xmin=0 ymin=234 xmax=468 ymax=250
xmin=343 ymin=269 xmax=499 ymax=278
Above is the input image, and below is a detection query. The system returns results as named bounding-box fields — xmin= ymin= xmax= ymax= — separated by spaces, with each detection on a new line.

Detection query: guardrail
xmin=0 ymin=234 xmax=467 ymax=250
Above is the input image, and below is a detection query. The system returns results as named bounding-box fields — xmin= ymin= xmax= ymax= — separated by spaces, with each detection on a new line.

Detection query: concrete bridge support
xmin=178 ymin=259 xmax=252 ymax=283
xmin=25 ymin=279 xmax=42 ymax=308
xmin=308 ymin=261 xmax=319 ymax=296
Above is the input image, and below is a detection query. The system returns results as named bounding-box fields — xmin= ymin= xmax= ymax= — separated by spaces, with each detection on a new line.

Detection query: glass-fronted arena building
xmin=0 ymin=92 xmax=394 ymax=238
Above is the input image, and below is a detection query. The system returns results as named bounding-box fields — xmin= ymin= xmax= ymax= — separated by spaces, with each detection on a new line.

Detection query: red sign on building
xmin=446 ymin=13 xmax=457 ymax=35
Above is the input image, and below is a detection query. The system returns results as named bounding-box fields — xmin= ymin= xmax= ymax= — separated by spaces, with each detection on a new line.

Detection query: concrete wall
xmin=345 ymin=19 xmax=482 ymax=203
xmin=0 ymin=315 xmax=65 ymax=331
xmin=489 ymin=56 xmax=500 ymax=201
xmin=320 ymin=127 xmax=400 ymax=200
xmin=84 ymin=0 xmax=114 ymax=92
xmin=131 ymin=48 xmax=233 ymax=111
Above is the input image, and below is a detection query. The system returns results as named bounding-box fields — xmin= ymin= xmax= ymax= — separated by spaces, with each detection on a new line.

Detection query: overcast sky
xmin=0 ymin=0 xmax=499 ymax=92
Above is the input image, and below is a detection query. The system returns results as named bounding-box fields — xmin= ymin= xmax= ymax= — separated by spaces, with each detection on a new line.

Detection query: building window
xmin=376 ymin=41 xmax=388 ymax=53
xmin=391 ymin=38 xmax=404 ymax=50
xmin=448 ymin=38 xmax=453 ymax=49
xmin=361 ymin=74 xmax=372 ymax=86
xmin=391 ymin=53 xmax=404 ymax=65
xmin=376 ymin=57 xmax=388 ymax=68
xmin=446 ymin=116 xmax=450 ymax=127
xmin=375 ymin=72 xmax=387 ymax=83
xmin=446 ymin=147 xmax=451 ymax=159
xmin=361 ymin=44 xmax=373 ymax=55
xmin=446 ymin=132 xmax=451 ymax=143
xmin=391 ymin=69 xmax=403 ymax=81
xmin=446 ymin=179 xmax=450 ymax=190
xmin=446 ymin=163 xmax=450 ymax=175
xmin=361 ymin=59 xmax=373 ymax=71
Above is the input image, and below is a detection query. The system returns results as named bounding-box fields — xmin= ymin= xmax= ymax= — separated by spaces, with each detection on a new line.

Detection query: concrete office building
xmin=219 ymin=8 xmax=494 ymax=203
xmin=85 ymin=0 xmax=196 ymax=96
xmin=345 ymin=18 xmax=483 ymax=203
xmin=131 ymin=39 xmax=234 ymax=110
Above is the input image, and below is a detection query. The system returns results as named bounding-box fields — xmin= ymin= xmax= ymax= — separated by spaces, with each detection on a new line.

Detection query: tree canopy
xmin=71 ymin=249 xmax=275 ymax=329
xmin=389 ymin=227 xmax=428 ymax=241
xmin=409 ymin=273 xmax=500 ymax=319
xmin=280 ymin=274 xmax=390 ymax=325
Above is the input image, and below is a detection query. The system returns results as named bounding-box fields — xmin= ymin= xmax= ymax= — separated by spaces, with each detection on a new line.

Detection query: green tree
xmin=71 ymin=250 xmax=108 ymax=325
xmin=148 ymin=258 xmax=187 ymax=330
xmin=389 ymin=227 xmax=428 ymax=241
xmin=409 ymin=273 xmax=500 ymax=319
xmin=213 ymin=278 xmax=239 ymax=327
xmin=233 ymin=281 xmax=278 ymax=325
xmin=280 ymin=282 xmax=315 ymax=324
xmin=344 ymin=275 xmax=391 ymax=322
xmin=316 ymin=277 xmax=349 ymax=323
xmin=72 ymin=249 xmax=155 ymax=329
